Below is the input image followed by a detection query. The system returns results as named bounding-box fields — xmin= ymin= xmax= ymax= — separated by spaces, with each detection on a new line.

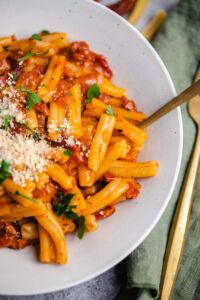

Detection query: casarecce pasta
xmin=0 ymin=31 xmax=159 ymax=264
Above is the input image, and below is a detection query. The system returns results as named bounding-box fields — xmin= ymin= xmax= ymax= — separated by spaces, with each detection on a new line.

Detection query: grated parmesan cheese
xmin=0 ymin=95 xmax=26 ymax=127
xmin=0 ymin=129 xmax=49 ymax=186
xmin=48 ymin=118 xmax=71 ymax=134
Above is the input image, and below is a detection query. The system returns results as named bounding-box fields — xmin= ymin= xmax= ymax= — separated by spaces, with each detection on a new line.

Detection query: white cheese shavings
xmin=0 ymin=130 xmax=49 ymax=186
xmin=0 ymin=95 xmax=26 ymax=127
xmin=48 ymin=118 xmax=71 ymax=134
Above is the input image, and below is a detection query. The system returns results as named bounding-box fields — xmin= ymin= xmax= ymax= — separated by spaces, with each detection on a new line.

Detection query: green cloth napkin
xmin=118 ymin=0 xmax=200 ymax=299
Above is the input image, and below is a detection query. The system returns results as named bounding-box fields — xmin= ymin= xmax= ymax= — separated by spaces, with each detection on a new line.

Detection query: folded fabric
xmin=119 ymin=0 xmax=200 ymax=299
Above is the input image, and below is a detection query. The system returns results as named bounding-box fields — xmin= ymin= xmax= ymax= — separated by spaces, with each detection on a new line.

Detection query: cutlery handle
xmin=160 ymin=128 xmax=200 ymax=300
xmin=138 ymin=79 xmax=200 ymax=129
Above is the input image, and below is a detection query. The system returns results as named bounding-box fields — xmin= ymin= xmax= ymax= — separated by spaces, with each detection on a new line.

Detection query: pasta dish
xmin=0 ymin=31 xmax=158 ymax=264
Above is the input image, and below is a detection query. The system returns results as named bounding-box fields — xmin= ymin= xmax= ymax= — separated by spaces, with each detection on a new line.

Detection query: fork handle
xmin=138 ymin=79 xmax=200 ymax=129
xmin=160 ymin=128 xmax=200 ymax=300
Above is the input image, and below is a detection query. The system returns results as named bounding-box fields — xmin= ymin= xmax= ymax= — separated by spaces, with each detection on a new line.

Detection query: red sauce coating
xmin=95 ymin=0 xmax=136 ymax=15
xmin=33 ymin=181 xmax=57 ymax=202
xmin=124 ymin=181 xmax=141 ymax=199
xmin=122 ymin=96 xmax=138 ymax=111
xmin=35 ymin=103 xmax=49 ymax=116
xmin=0 ymin=222 xmax=30 ymax=249
xmin=95 ymin=206 xmax=116 ymax=220
xmin=16 ymin=65 xmax=45 ymax=91
xmin=69 ymin=41 xmax=113 ymax=79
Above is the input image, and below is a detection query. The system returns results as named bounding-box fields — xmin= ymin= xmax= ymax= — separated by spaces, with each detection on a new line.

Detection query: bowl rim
xmin=0 ymin=0 xmax=183 ymax=295
xmin=53 ymin=0 xmax=183 ymax=291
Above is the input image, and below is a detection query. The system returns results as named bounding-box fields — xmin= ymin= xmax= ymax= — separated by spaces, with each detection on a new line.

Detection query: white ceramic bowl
xmin=0 ymin=0 xmax=182 ymax=295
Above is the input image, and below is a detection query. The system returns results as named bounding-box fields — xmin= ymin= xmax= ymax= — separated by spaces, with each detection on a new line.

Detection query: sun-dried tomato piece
xmin=35 ymin=102 xmax=49 ymax=116
xmin=108 ymin=0 xmax=136 ymax=15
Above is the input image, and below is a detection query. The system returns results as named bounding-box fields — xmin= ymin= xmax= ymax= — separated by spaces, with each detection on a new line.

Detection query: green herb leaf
xmin=53 ymin=203 xmax=65 ymax=216
xmin=53 ymin=192 xmax=85 ymax=238
xmin=53 ymin=192 xmax=85 ymax=239
xmin=18 ymin=49 xmax=49 ymax=62
xmin=41 ymin=30 xmax=50 ymax=35
xmin=106 ymin=105 xmax=115 ymax=116
xmin=20 ymin=86 xmax=41 ymax=110
xmin=65 ymin=205 xmax=77 ymax=212
xmin=62 ymin=193 xmax=75 ymax=205
xmin=84 ymin=83 xmax=101 ymax=104
xmin=18 ymin=52 xmax=34 ymax=62
xmin=15 ymin=191 xmax=37 ymax=203
xmin=32 ymin=34 xmax=42 ymax=41
xmin=11 ymin=73 xmax=18 ymax=81
xmin=65 ymin=210 xmax=79 ymax=221
xmin=0 ymin=160 xmax=11 ymax=183
xmin=1 ymin=160 xmax=10 ymax=173
xmin=84 ymin=98 xmax=91 ymax=105
xmin=64 ymin=149 xmax=72 ymax=157
xmin=32 ymin=132 xmax=40 ymax=140
xmin=26 ymin=92 xmax=41 ymax=110
xmin=77 ymin=216 xmax=86 ymax=239
xmin=2 ymin=116 xmax=13 ymax=130
xmin=53 ymin=193 xmax=76 ymax=216
xmin=20 ymin=86 xmax=29 ymax=93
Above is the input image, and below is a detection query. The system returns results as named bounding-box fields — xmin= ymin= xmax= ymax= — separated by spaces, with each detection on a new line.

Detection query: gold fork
xmin=159 ymin=68 xmax=200 ymax=300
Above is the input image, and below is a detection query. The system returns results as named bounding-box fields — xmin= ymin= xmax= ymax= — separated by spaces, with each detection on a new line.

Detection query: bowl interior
xmin=0 ymin=0 xmax=182 ymax=295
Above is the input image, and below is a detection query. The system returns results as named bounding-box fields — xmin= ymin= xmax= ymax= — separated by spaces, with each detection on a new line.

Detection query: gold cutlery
xmin=159 ymin=69 xmax=200 ymax=300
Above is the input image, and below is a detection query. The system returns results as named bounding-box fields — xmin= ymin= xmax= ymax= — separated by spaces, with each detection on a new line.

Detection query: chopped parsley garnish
xmin=18 ymin=49 xmax=49 ymax=62
xmin=20 ymin=86 xmax=41 ymax=110
xmin=77 ymin=216 xmax=86 ymax=239
xmin=53 ymin=192 xmax=86 ymax=239
xmin=84 ymin=83 xmax=101 ymax=104
xmin=11 ymin=73 xmax=18 ymax=81
xmin=41 ymin=30 xmax=50 ymax=35
xmin=2 ymin=116 xmax=13 ymax=130
xmin=64 ymin=149 xmax=72 ymax=157
xmin=31 ymin=34 xmax=42 ymax=41
xmin=32 ymin=132 xmax=40 ymax=141
xmin=0 ymin=160 xmax=11 ymax=183
xmin=15 ymin=191 xmax=37 ymax=203
xmin=106 ymin=105 xmax=115 ymax=116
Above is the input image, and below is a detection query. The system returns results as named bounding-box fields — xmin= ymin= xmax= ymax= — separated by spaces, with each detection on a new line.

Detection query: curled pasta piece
xmin=39 ymin=225 xmax=56 ymax=264
xmin=36 ymin=208 xmax=67 ymax=264
xmin=88 ymin=114 xmax=116 ymax=172
xmin=38 ymin=55 xmax=66 ymax=103
xmin=94 ymin=139 xmax=130 ymax=182
xmin=86 ymin=98 xmax=146 ymax=121
xmin=0 ymin=195 xmax=12 ymax=216
xmin=85 ymin=215 xmax=98 ymax=232
xmin=0 ymin=35 xmax=15 ymax=46
xmin=84 ymin=179 xmax=129 ymax=215
xmin=100 ymin=78 xmax=126 ymax=98
xmin=109 ymin=160 xmax=159 ymax=177
xmin=35 ymin=172 xmax=50 ymax=190
xmin=47 ymin=101 xmax=66 ymax=141
xmin=115 ymin=116 xmax=147 ymax=145
xmin=45 ymin=162 xmax=73 ymax=190
xmin=2 ymin=179 xmax=34 ymax=207
xmin=67 ymin=185 xmax=87 ymax=214
xmin=67 ymin=84 xmax=83 ymax=138
xmin=26 ymin=108 xmax=38 ymax=130
xmin=78 ymin=164 xmax=95 ymax=187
